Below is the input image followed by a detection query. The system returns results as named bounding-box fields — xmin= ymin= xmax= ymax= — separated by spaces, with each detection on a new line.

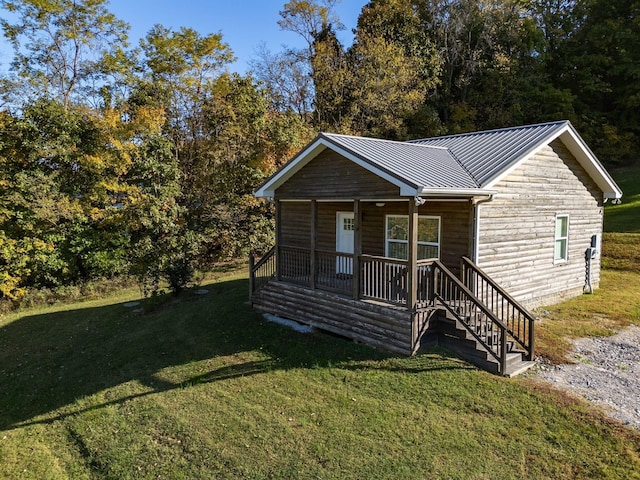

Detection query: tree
xmin=0 ymin=0 xmax=129 ymax=107
xmin=250 ymin=45 xmax=314 ymax=118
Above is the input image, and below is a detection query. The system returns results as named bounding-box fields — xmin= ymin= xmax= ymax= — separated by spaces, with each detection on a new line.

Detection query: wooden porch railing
xmin=360 ymin=255 xmax=409 ymax=306
xmin=460 ymin=257 xmax=535 ymax=360
xmin=249 ymin=246 xmax=277 ymax=294
xmin=315 ymin=249 xmax=353 ymax=294
xmin=279 ymin=245 xmax=311 ymax=286
xmin=432 ymin=260 xmax=510 ymax=374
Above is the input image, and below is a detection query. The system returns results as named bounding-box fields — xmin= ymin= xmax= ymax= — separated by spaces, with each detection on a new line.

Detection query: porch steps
xmin=436 ymin=314 xmax=535 ymax=377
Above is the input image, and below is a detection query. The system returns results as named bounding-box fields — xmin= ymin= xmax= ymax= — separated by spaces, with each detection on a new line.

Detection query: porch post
xmin=352 ymin=199 xmax=362 ymax=300
xmin=310 ymin=199 xmax=317 ymax=289
xmin=275 ymin=198 xmax=282 ymax=281
xmin=274 ymin=198 xmax=282 ymax=280
xmin=407 ymin=199 xmax=418 ymax=312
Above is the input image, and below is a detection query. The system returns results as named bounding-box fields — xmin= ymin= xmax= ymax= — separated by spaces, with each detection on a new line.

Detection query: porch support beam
xmin=407 ymin=199 xmax=418 ymax=312
xmin=352 ymin=199 xmax=362 ymax=300
xmin=275 ymin=198 xmax=282 ymax=281
xmin=310 ymin=199 xmax=317 ymax=289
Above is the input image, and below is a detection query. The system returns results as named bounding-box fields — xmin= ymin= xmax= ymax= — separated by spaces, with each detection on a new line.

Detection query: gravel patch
xmin=536 ymin=324 xmax=640 ymax=430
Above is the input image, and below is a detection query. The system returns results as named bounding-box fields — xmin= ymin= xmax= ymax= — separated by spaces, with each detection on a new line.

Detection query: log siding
xmin=477 ymin=140 xmax=603 ymax=307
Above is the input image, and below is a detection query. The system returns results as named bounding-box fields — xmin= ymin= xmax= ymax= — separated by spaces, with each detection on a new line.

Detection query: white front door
xmin=336 ymin=212 xmax=354 ymax=274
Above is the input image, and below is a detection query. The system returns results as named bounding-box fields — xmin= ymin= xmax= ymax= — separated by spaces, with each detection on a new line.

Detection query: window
xmin=554 ymin=215 xmax=569 ymax=262
xmin=386 ymin=215 xmax=440 ymax=260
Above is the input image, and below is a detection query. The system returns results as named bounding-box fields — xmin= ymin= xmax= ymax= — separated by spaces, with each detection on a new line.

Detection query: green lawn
xmin=604 ymin=166 xmax=640 ymax=233
xmin=1 ymin=268 xmax=640 ymax=479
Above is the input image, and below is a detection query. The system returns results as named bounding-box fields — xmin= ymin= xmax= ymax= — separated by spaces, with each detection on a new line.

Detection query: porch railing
xmin=279 ymin=245 xmax=311 ymax=286
xmin=360 ymin=255 xmax=409 ymax=306
xmin=460 ymin=257 xmax=535 ymax=360
xmin=315 ymin=249 xmax=353 ymax=294
xmin=432 ymin=260 xmax=509 ymax=374
xmin=249 ymin=246 xmax=277 ymax=294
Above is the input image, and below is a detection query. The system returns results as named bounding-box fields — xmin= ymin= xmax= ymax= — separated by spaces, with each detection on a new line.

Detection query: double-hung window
xmin=554 ymin=214 xmax=569 ymax=262
xmin=386 ymin=215 xmax=440 ymax=260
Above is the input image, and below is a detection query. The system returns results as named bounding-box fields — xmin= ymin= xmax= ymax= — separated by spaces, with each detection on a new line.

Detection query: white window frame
xmin=385 ymin=215 xmax=441 ymax=260
xmin=554 ymin=214 xmax=569 ymax=263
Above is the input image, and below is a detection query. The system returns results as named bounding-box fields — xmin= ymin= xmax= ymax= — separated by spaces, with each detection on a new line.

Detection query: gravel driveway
xmin=535 ymin=324 xmax=640 ymax=430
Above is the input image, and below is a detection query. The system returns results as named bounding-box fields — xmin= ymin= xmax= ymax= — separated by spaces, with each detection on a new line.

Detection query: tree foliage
xmin=0 ymin=0 xmax=638 ymax=303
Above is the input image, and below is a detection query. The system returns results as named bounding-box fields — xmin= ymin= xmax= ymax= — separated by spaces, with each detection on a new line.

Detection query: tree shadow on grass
xmin=0 ymin=278 xmax=468 ymax=430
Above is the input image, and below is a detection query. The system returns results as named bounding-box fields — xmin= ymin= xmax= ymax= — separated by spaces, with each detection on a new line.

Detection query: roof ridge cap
xmin=409 ymin=120 xmax=570 ymax=143
xmin=322 ymin=132 xmax=451 ymax=151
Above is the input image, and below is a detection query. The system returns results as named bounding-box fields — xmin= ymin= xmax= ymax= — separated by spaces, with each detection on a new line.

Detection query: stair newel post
xmin=528 ymin=316 xmax=535 ymax=361
xmin=249 ymin=254 xmax=255 ymax=298
xmin=500 ymin=325 xmax=507 ymax=375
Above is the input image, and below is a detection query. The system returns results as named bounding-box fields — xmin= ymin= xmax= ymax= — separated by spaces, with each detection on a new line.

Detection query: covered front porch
xmin=269 ymin=196 xmax=473 ymax=308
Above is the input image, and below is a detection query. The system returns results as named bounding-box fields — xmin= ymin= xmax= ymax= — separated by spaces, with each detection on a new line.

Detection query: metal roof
xmin=321 ymin=133 xmax=478 ymax=189
xmin=409 ymin=121 xmax=569 ymax=187
xmin=255 ymin=120 xmax=622 ymax=199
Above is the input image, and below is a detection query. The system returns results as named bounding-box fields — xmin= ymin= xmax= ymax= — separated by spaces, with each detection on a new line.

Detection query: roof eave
xmin=559 ymin=127 xmax=623 ymax=199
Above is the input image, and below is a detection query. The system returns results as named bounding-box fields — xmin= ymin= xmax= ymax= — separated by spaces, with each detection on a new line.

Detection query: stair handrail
xmin=460 ymin=257 xmax=535 ymax=360
xmin=432 ymin=260 xmax=508 ymax=374
xmin=249 ymin=245 xmax=277 ymax=295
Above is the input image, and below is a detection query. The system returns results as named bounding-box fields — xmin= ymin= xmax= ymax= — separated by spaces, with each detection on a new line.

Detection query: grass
xmin=604 ymin=166 xmax=640 ymax=233
xmin=1 ymin=267 xmax=640 ymax=479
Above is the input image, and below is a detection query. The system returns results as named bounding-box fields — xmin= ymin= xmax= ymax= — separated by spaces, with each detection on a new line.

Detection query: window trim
xmin=385 ymin=214 xmax=441 ymax=260
xmin=554 ymin=214 xmax=569 ymax=264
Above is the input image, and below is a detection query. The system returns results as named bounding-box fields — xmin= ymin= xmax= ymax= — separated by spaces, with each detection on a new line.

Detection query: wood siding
xmin=280 ymin=201 xmax=311 ymax=247
xmin=275 ymin=149 xmax=400 ymax=199
xmin=477 ymin=140 xmax=603 ymax=307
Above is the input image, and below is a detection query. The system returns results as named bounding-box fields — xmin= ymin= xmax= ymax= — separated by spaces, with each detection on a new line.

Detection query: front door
xmin=336 ymin=212 xmax=354 ymax=275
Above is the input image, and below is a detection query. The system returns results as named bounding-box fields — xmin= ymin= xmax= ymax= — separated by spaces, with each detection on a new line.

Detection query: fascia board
xmin=254 ymin=138 xmax=327 ymax=197
xmin=559 ymin=128 xmax=623 ymax=199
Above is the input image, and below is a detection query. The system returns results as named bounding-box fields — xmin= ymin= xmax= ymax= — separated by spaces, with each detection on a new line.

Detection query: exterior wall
xmin=476 ymin=140 xmax=604 ymax=308
xmin=279 ymin=199 xmax=472 ymax=274
xmin=275 ymin=149 xmax=400 ymax=199
xmin=279 ymin=201 xmax=311 ymax=247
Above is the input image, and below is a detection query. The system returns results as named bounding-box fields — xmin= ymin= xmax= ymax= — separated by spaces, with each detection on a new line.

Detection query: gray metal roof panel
xmin=321 ymin=133 xmax=478 ymax=190
xmin=409 ymin=121 xmax=569 ymax=186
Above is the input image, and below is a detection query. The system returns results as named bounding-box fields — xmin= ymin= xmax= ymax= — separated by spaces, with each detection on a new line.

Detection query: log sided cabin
xmin=249 ymin=121 xmax=622 ymax=376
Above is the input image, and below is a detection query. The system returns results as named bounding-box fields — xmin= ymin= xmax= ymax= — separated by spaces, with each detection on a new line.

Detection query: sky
xmin=108 ymin=0 xmax=369 ymax=73
xmin=0 ymin=1 xmax=369 ymax=74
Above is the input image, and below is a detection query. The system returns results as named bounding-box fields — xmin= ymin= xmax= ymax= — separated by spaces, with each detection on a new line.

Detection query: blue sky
xmin=109 ymin=0 xmax=368 ymax=72
xmin=0 ymin=0 xmax=368 ymax=73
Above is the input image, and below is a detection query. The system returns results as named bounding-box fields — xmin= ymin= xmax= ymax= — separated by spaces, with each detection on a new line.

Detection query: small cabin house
xmin=249 ymin=121 xmax=622 ymax=375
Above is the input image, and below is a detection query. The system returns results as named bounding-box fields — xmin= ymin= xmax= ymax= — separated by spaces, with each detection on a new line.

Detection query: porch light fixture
xmin=414 ymin=196 xmax=426 ymax=206
xmin=375 ymin=202 xmax=385 ymax=207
